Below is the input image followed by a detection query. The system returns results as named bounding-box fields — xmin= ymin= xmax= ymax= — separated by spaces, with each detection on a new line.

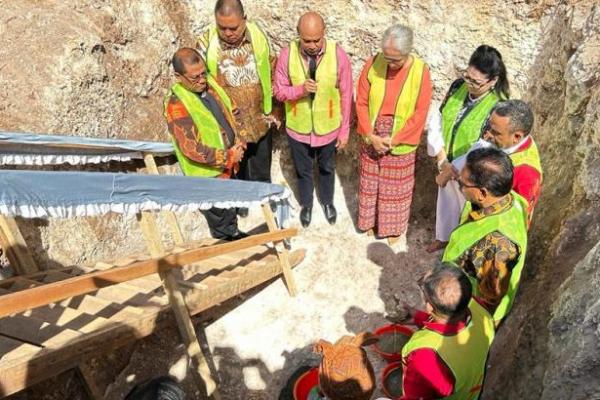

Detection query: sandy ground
xmin=200 ymin=137 xmax=440 ymax=399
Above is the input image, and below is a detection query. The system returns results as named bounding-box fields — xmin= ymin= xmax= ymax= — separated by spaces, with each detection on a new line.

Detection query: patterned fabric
xmin=197 ymin=30 xmax=278 ymax=143
xmin=358 ymin=117 xmax=416 ymax=237
xmin=457 ymin=194 xmax=520 ymax=309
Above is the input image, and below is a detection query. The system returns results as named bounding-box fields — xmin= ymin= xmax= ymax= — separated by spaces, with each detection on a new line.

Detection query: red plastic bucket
xmin=381 ymin=361 xmax=404 ymax=399
xmin=293 ymin=367 xmax=320 ymax=400
xmin=372 ymin=324 xmax=414 ymax=361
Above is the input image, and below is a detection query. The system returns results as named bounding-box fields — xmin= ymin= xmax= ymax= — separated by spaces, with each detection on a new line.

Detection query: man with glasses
xmin=442 ymin=147 xmax=528 ymax=324
xmin=392 ymin=262 xmax=495 ymax=399
xmin=164 ymin=47 xmax=247 ymax=241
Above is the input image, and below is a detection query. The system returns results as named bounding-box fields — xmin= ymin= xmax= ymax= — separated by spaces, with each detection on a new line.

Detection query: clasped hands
xmin=435 ymin=160 xmax=459 ymax=188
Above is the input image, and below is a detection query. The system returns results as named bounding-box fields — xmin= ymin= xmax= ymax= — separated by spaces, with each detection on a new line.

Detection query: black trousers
xmin=238 ymin=129 xmax=273 ymax=183
xmin=201 ymin=207 xmax=239 ymax=239
xmin=287 ymin=135 xmax=336 ymax=208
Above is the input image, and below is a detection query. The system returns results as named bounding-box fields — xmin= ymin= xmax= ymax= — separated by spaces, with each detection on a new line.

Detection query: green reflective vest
xmin=441 ymin=83 xmax=500 ymax=160
xmin=163 ymin=76 xmax=233 ymax=177
xmin=510 ymin=137 xmax=542 ymax=176
xmin=366 ymin=53 xmax=426 ymax=155
xmin=443 ymin=192 xmax=529 ymax=322
xmin=202 ymin=21 xmax=272 ymax=114
xmin=402 ymin=299 xmax=495 ymax=400
xmin=285 ymin=39 xmax=341 ymax=135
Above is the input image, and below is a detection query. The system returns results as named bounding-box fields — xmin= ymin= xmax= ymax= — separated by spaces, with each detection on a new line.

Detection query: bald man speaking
xmin=274 ymin=11 xmax=353 ymax=228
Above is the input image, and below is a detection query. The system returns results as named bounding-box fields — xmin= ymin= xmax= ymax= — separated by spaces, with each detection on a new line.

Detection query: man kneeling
xmin=396 ymin=262 xmax=495 ymax=399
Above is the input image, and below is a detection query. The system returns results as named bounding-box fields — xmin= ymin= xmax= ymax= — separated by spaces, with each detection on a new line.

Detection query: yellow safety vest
xmin=201 ymin=21 xmax=272 ymax=114
xmin=285 ymin=39 xmax=341 ymax=135
xmin=163 ymin=76 xmax=233 ymax=178
xmin=510 ymin=137 xmax=542 ymax=176
xmin=443 ymin=192 xmax=529 ymax=322
xmin=402 ymin=299 xmax=495 ymax=400
xmin=366 ymin=53 xmax=426 ymax=155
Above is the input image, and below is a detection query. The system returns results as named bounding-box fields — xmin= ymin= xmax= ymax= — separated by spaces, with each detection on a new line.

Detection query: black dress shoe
xmin=322 ymin=204 xmax=337 ymax=225
xmin=223 ymin=230 xmax=249 ymax=241
xmin=300 ymin=206 xmax=312 ymax=228
xmin=237 ymin=207 xmax=249 ymax=218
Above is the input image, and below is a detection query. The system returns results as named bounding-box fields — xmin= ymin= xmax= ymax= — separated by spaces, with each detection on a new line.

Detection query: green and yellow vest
xmin=441 ymin=83 xmax=500 ymax=160
xmin=285 ymin=40 xmax=341 ymax=135
xmin=202 ymin=21 xmax=272 ymax=114
xmin=402 ymin=299 xmax=495 ymax=400
xmin=443 ymin=192 xmax=529 ymax=322
xmin=164 ymin=76 xmax=233 ymax=178
xmin=366 ymin=53 xmax=426 ymax=155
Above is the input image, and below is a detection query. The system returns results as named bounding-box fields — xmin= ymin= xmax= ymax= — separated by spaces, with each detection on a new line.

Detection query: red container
xmin=381 ymin=361 xmax=404 ymax=399
xmin=371 ymin=324 xmax=414 ymax=361
xmin=293 ymin=367 xmax=320 ymax=400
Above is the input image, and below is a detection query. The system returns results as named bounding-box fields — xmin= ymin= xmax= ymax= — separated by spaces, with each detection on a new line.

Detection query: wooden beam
xmin=0 ymin=228 xmax=297 ymax=318
xmin=261 ymin=204 xmax=297 ymax=296
xmin=137 ymin=209 xmax=220 ymax=400
xmin=0 ymin=216 xmax=38 ymax=275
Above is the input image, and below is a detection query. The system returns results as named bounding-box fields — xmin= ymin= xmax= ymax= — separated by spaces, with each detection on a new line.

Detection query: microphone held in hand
xmin=309 ymin=56 xmax=316 ymax=100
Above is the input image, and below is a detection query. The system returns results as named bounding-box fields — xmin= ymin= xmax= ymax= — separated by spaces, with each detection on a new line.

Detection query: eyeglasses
xmin=457 ymin=178 xmax=479 ymax=190
xmin=461 ymin=70 xmax=491 ymax=88
xmin=182 ymin=71 xmax=207 ymax=83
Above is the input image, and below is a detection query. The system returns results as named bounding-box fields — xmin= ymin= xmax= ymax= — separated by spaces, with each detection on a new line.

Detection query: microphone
xmin=309 ymin=56 xmax=316 ymax=100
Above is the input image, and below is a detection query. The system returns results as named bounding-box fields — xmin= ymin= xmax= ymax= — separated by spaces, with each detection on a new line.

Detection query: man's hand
xmin=302 ymin=79 xmax=318 ymax=96
xmin=435 ymin=161 xmax=458 ymax=188
xmin=231 ymin=144 xmax=244 ymax=163
xmin=336 ymin=137 xmax=348 ymax=150
xmin=369 ymin=134 xmax=391 ymax=154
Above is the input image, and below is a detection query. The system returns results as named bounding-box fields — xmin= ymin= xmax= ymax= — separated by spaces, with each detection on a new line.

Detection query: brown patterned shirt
xmin=457 ymin=194 xmax=520 ymax=311
xmin=197 ymin=27 xmax=280 ymax=143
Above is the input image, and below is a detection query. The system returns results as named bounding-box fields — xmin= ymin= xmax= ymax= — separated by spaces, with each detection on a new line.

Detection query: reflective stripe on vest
xmin=510 ymin=137 xmax=543 ymax=177
xmin=163 ymin=77 xmax=233 ymax=177
xmin=401 ymin=299 xmax=495 ymax=400
xmin=366 ymin=53 xmax=426 ymax=155
xmin=285 ymin=40 xmax=341 ymax=135
xmin=204 ymin=21 xmax=272 ymax=114
xmin=443 ymin=192 xmax=529 ymax=322
xmin=441 ymin=83 xmax=500 ymax=160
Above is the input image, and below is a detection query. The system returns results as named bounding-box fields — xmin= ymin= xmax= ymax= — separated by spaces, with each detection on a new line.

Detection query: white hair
xmin=381 ymin=24 xmax=413 ymax=55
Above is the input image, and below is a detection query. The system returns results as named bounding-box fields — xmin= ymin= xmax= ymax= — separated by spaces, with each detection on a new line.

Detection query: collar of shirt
xmin=504 ymin=135 xmax=532 ymax=155
xmin=469 ymin=193 xmax=514 ymax=221
xmin=300 ymin=39 xmax=327 ymax=60
xmin=421 ymin=312 xmax=471 ymax=335
xmin=219 ymin=28 xmax=252 ymax=49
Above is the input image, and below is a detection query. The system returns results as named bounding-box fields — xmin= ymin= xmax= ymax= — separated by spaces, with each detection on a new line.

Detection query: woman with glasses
xmin=426 ymin=45 xmax=509 ymax=253
xmin=355 ymin=24 xmax=433 ymax=246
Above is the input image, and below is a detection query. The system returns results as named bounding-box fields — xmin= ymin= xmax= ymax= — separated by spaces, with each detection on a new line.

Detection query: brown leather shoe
xmin=426 ymin=240 xmax=448 ymax=253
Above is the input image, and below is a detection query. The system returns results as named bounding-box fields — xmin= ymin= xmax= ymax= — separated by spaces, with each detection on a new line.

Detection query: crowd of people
xmin=163 ymin=0 xmax=543 ymax=398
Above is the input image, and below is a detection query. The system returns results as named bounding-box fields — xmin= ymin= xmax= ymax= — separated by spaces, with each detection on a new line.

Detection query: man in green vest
xmin=397 ymin=262 xmax=495 ymax=399
xmin=273 ymin=11 xmax=353 ymax=227
xmin=197 ymin=0 xmax=279 ymax=218
xmin=164 ymin=47 xmax=247 ymax=241
xmin=483 ymin=100 xmax=543 ymax=227
xmin=443 ymin=147 xmax=528 ymax=324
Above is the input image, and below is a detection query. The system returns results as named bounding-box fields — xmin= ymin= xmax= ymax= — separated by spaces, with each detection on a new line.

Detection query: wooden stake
xmin=0 ymin=216 xmax=39 ymax=275
xmin=261 ymin=203 xmax=297 ymax=296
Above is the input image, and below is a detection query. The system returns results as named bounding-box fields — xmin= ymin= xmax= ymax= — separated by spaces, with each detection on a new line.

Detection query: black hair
xmin=469 ymin=45 xmax=510 ymax=99
xmin=466 ymin=147 xmax=514 ymax=197
xmin=215 ymin=0 xmax=245 ymax=17
xmin=171 ymin=48 xmax=202 ymax=75
xmin=124 ymin=376 xmax=185 ymax=400
xmin=492 ymin=99 xmax=534 ymax=136
xmin=422 ymin=262 xmax=472 ymax=318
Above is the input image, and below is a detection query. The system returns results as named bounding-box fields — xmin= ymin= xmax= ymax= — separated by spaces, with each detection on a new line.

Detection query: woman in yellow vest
xmin=356 ymin=25 xmax=432 ymax=246
xmin=427 ymin=45 xmax=510 ymax=253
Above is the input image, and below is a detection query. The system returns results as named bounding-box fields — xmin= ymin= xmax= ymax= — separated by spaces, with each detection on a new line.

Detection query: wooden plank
xmin=0 ymin=216 xmax=38 ymax=275
xmin=0 ymin=314 xmax=83 ymax=348
xmin=261 ymin=204 xmax=297 ymax=296
xmin=186 ymin=248 xmax=305 ymax=315
xmin=0 ymin=228 xmax=297 ymax=318
xmin=138 ymin=207 xmax=219 ymax=399
xmin=0 ymin=334 xmax=41 ymax=363
xmin=58 ymin=295 xmax=145 ymax=319
xmin=76 ymin=362 xmax=104 ymax=400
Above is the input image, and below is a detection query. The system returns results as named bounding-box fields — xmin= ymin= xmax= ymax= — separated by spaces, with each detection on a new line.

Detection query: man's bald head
xmin=421 ymin=262 xmax=472 ymax=319
xmin=214 ymin=0 xmax=245 ymax=17
xmin=297 ymin=11 xmax=326 ymax=56
xmin=297 ymin=11 xmax=325 ymax=35
xmin=172 ymin=48 xmax=203 ymax=75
